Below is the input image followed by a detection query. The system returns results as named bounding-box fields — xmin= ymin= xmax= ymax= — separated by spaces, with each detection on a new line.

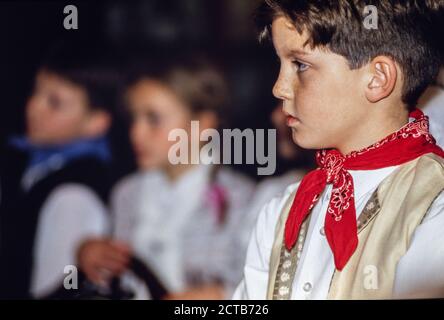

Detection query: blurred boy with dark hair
xmin=234 ymin=0 xmax=444 ymax=299
xmin=0 ymin=43 xmax=119 ymax=299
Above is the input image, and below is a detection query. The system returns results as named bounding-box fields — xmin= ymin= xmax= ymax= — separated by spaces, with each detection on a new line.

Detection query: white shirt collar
xmin=349 ymin=165 xmax=399 ymax=203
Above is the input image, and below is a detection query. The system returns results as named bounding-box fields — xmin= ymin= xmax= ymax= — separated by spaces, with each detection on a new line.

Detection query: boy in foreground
xmin=234 ymin=0 xmax=444 ymax=299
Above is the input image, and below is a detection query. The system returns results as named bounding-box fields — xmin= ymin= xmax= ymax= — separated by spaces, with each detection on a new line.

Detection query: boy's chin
xmin=291 ymin=131 xmax=323 ymax=151
xmin=136 ymin=158 xmax=158 ymax=171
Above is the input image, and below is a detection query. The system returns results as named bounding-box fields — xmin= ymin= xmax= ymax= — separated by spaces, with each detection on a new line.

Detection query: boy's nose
xmin=272 ymin=73 xmax=293 ymax=101
xmin=26 ymin=96 xmax=43 ymax=117
xmin=130 ymin=122 xmax=150 ymax=145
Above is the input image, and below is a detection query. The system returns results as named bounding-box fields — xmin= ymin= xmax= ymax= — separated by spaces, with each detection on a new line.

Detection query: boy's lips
xmin=285 ymin=113 xmax=300 ymax=126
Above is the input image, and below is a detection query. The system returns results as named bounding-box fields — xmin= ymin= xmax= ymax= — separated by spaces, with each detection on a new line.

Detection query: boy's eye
xmin=292 ymin=60 xmax=310 ymax=73
xmin=147 ymin=115 xmax=159 ymax=126
xmin=144 ymin=111 xmax=161 ymax=127
xmin=47 ymin=93 xmax=63 ymax=110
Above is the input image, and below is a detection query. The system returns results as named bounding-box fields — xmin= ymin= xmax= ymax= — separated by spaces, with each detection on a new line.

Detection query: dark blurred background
xmin=0 ymin=0 xmax=279 ymax=182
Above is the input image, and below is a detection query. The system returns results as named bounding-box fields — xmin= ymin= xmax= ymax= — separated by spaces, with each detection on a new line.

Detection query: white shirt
xmin=30 ymin=184 xmax=109 ymax=298
xmin=112 ymin=165 xmax=254 ymax=298
xmin=239 ymin=170 xmax=306 ymax=263
xmin=419 ymin=85 xmax=444 ymax=148
xmin=233 ymin=166 xmax=444 ymax=300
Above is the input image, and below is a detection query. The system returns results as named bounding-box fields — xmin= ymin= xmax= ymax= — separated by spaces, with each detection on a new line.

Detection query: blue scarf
xmin=9 ymin=135 xmax=111 ymax=173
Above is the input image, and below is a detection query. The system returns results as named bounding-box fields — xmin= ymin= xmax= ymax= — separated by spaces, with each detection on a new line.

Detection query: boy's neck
xmin=337 ymin=108 xmax=410 ymax=155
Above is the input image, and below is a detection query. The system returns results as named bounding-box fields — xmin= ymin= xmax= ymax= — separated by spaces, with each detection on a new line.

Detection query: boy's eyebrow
xmin=288 ymin=48 xmax=310 ymax=56
xmin=277 ymin=46 xmax=312 ymax=59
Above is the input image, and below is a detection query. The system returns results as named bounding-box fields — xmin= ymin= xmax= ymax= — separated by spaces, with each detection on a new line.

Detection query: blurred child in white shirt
xmin=78 ymin=55 xmax=254 ymax=299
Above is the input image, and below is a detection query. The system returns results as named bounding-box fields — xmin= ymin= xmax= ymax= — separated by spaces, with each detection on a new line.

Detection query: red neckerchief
xmin=284 ymin=109 xmax=444 ymax=270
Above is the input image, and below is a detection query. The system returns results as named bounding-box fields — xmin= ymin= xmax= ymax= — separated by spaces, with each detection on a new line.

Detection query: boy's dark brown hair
xmin=256 ymin=0 xmax=444 ymax=110
xmin=41 ymin=41 xmax=120 ymax=114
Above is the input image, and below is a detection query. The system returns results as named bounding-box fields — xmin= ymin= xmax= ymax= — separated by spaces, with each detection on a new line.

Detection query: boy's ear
xmin=84 ymin=110 xmax=112 ymax=138
xmin=365 ymin=56 xmax=398 ymax=103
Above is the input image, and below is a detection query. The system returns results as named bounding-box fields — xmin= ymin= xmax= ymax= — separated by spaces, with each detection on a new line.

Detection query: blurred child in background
xmin=246 ymin=101 xmax=314 ymax=216
xmin=239 ymin=101 xmax=314 ymax=256
xmin=0 ymin=44 xmax=118 ymax=299
xmin=78 ymin=55 xmax=255 ymax=299
xmin=419 ymin=68 xmax=444 ymax=148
